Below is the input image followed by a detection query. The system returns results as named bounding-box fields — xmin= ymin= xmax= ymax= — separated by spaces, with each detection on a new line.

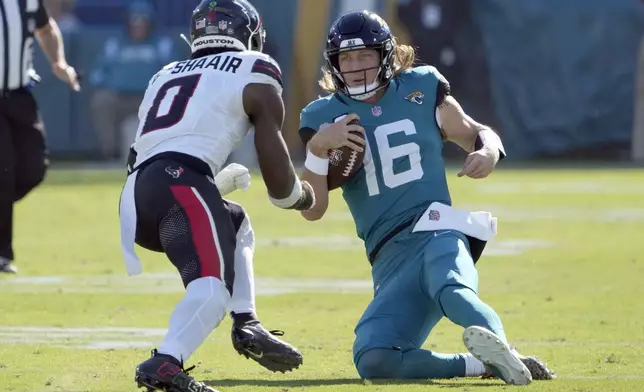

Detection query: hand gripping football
xmin=327 ymin=119 xmax=365 ymax=190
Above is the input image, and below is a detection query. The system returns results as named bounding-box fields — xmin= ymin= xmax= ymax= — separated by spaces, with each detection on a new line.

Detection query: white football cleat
xmin=463 ymin=326 xmax=532 ymax=385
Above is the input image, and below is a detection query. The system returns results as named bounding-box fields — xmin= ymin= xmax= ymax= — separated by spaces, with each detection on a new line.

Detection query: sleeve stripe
xmin=252 ymin=59 xmax=283 ymax=87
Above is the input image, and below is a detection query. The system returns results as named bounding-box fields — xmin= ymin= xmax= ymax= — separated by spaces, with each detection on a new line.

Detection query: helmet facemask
xmin=325 ymin=39 xmax=395 ymax=101
xmin=249 ymin=25 xmax=266 ymax=52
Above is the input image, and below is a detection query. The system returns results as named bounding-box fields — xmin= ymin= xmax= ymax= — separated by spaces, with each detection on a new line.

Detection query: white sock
xmin=463 ymin=353 xmax=487 ymax=376
xmin=227 ymin=215 xmax=257 ymax=316
xmin=158 ymin=276 xmax=229 ymax=363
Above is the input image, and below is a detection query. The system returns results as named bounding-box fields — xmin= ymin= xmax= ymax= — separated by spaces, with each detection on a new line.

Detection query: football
xmin=327 ymin=120 xmax=366 ymax=190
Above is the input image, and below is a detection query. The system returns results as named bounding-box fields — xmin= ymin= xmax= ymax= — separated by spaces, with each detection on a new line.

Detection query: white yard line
xmin=1 ymin=326 xmax=642 ymax=351
xmin=0 ymin=237 xmax=551 ymax=295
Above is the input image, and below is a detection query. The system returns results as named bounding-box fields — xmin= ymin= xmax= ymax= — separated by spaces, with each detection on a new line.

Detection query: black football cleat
xmin=517 ymin=353 xmax=557 ymax=380
xmin=480 ymin=346 xmax=556 ymax=381
xmin=135 ymin=349 xmax=219 ymax=392
xmin=231 ymin=320 xmax=303 ymax=373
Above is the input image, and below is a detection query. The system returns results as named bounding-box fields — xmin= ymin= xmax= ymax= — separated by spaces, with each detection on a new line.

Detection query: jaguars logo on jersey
xmin=405 ymin=90 xmax=424 ymax=105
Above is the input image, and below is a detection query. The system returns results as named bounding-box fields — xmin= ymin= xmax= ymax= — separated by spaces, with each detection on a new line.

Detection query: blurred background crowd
xmin=33 ymin=0 xmax=644 ymax=166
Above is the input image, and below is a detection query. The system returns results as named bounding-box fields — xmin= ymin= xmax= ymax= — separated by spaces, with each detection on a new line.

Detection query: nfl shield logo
xmin=328 ymin=149 xmax=343 ymax=166
xmin=218 ymin=20 xmax=228 ymax=30
xmin=428 ymin=210 xmax=440 ymax=221
xmin=371 ymin=106 xmax=382 ymax=117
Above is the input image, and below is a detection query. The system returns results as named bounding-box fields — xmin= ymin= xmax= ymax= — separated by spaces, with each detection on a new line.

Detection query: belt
xmin=0 ymin=87 xmax=28 ymax=98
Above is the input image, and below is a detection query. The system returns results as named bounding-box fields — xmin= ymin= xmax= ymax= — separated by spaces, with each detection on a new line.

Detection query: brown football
xmin=327 ymin=120 xmax=365 ymax=190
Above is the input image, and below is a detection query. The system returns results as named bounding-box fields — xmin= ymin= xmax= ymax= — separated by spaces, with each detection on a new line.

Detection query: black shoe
xmin=135 ymin=349 xmax=219 ymax=392
xmin=0 ymin=257 xmax=17 ymax=273
xmin=481 ymin=346 xmax=557 ymax=381
xmin=231 ymin=321 xmax=303 ymax=373
xmin=518 ymin=355 xmax=557 ymax=380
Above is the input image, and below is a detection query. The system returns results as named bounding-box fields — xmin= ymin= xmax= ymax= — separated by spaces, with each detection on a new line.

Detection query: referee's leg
xmin=0 ymin=91 xmax=49 ymax=273
xmin=10 ymin=91 xmax=48 ymax=202
xmin=0 ymin=105 xmax=16 ymax=272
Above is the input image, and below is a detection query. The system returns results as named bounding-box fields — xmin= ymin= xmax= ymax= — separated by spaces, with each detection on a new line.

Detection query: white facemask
xmin=346 ymin=80 xmax=380 ymax=100
xmin=341 ymin=67 xmax=383 ymax=101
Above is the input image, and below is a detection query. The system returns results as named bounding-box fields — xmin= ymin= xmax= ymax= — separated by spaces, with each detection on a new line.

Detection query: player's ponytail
xmin=318 ymin=66 xmax=336 ymax=94
xmin=392 ymin=43 xmax=416 ymax=75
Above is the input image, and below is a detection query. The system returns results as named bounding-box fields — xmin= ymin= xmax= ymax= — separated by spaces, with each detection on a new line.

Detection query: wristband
xmin=269 ymin=177 xmax=303 ymax=209
xmin=304 ymin=150 xmax=329 ymax=176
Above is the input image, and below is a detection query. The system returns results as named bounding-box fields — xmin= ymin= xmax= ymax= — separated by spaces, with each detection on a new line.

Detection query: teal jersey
xmin=299 ymin=66 xmax=452 ymax=257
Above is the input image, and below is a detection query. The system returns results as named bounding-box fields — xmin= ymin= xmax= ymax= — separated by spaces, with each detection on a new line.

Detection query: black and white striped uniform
xmin=0 ymin=0 xmax=50 ymax=265
xmin=0 ymin=0 xmax=48 ymax=91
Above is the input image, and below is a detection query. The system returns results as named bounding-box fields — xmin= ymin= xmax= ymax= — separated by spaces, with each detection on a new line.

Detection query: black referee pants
xmin=0 ymin=89 xmax=48 ymax=261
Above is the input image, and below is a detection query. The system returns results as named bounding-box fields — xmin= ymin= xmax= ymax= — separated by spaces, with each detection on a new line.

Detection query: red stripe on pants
xmin=170 ymin=185 xmax=221 ymax=280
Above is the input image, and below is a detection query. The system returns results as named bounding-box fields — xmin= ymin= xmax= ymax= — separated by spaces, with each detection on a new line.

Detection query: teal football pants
xmin=353 ymin=230 xmax=507 ymax=379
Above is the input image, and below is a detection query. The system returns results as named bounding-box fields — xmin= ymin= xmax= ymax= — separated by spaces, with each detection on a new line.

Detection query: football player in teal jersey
xmin=297 ymin=10 xmax=554 ymax=385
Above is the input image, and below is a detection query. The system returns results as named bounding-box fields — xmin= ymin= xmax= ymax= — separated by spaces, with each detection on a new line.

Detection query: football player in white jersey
xmin=118 ymin=1 xmax=314 ymax=391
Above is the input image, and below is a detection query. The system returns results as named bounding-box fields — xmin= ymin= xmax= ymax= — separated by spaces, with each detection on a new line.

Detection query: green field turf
xmin=1 ymin=166 xmax=643 ymax=392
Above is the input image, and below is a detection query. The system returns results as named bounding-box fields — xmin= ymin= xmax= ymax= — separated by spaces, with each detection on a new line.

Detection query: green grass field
xmin=1 ymin=166 xmax=643 ymax=392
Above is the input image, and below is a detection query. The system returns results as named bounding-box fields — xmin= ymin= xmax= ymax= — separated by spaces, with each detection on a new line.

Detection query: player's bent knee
xmin=186 ymin=276 xmax=230 ymax=299
xmin=436 ymin=285 xmax=475 ymax=309
xmin=224 ymin=199 xmax=254 ymax=248
xmin=224 ymin=199 xmax=248 ymax=229
xmin=355 ymin=348 xmax=402 ymax=379
xmin=185 ymin=276 xmax=230 ymax=320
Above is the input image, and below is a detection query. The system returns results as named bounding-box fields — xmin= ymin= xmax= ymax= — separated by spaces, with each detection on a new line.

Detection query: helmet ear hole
xmin=328 ymin=53 xmax=340 ymax=71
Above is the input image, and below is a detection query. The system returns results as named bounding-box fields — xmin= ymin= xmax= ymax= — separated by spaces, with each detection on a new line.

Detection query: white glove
xmin=214 ymin=163 xmax=251 ymax=196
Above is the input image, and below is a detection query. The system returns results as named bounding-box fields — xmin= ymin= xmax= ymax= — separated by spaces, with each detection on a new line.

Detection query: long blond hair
xmin=318 ymin=41 xmax=417 ymax=93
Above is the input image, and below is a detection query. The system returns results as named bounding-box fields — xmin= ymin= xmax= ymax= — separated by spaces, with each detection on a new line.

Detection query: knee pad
xmin=355 ymin=348 xmax=402 ymax=379
xmin=185 ymin=276 xmax=230 ymax=326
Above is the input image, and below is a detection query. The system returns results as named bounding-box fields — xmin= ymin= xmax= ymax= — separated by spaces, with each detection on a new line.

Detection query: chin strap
xmin=179 ymin=33 xmax=191 ymax=47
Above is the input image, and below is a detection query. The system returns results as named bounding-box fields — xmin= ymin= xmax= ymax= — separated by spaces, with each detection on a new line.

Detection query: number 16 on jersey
xmin=363 ymin=119 xmax=424 ymax=196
